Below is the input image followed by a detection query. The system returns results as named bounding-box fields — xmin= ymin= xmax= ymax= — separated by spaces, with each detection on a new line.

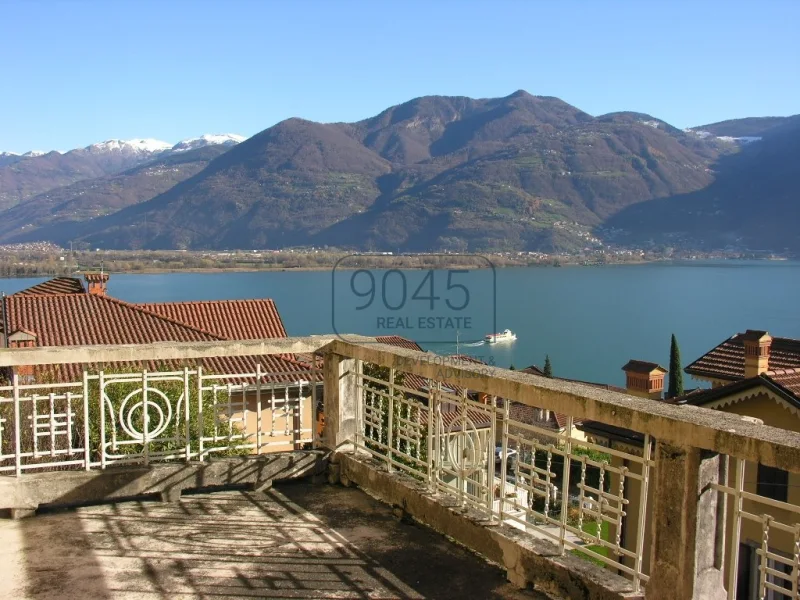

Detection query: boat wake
xmin=462 ymin=341 xmax=486 ymax=347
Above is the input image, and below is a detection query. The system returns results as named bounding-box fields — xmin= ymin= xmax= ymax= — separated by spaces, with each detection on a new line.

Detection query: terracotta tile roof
xmin=138 ymin=299 xmax=288 ymax=340
xmin=685 ymin=332 xmax=800 ymax=382
xmin=6 ymin=294 xmax=220 ymax=347
xmin=4 ymin=294 xmax=313 ymax=385
xmin=767 ymin=368 xmax=800 ymax=397
xmin=404 ymin=354 xmax=489 ymax=396
xmin=419 ymin=406 xmax=493 ymax=431
xmin=448 ymin=354 xmax=486 ymax=364
xmin=370 ymin=337 xmax=425 ymax=392
xmin=504 ymin=401 xmax=579 ymax=432
xmin=507 ymin=402 xmax=556 ymax=430
xmin=13 ymin=277 xmax=85 ymax=296
xmin=401 ymin=372 xmax=431 ymax=395
xmin=552 ymin=412 xmax=573 ymax=429
xmin=503 ymin=368 xmax=621 ymax=431
xmin=36 ymin=354 xmax=318 ymax=387
xmin=677 ymin=368 xmax=800 ymax=410
xmin=375 ymin=336 xmax=424 ymax=351
xmin=622 ymin=360 xmax=666 ymax=374
xmin=521 ymin=365 xmax=545 ymax=376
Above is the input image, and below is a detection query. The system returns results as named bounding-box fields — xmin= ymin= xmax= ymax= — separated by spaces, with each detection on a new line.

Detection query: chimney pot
xmin=622 ymin=360 xmax=667 ymax=400
xmin=742 ymin=330 xmax=772 ymax=378
xmin=85 ymin=272 xmax=110 ymax=296
xmin=8 ymin=330 xmax=36 ymax=378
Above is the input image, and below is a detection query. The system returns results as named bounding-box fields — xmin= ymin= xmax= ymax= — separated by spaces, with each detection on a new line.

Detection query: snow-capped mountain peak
xmin=0 ymin=150 xmax=49 ymax=157
xmin=685 ymin=129 xmax=762 ymax=145
xmin=171 ymin=133 xmax=245 ymax=152
xmin=1 ymin=134 xmax=245 ymax=162
xmin=0 ymin=150 xmax=50 ymax=167
xmin=79 ymin=139 xmax=173 ymax=155
xmin=0 ymin=151 xmax=22 ymax=167
xmin=717 ymin=135 xmax=762 ymax=144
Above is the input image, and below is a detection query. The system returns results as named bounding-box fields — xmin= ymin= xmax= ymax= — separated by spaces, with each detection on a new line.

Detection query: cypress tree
xmin=668 ymin=334 xmax=684 ymax=399
xmin=544 ymin=355 xmax=553 ymax=378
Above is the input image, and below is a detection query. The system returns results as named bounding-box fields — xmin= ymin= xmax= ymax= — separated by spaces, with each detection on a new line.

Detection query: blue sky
xmin=2 ymin=0 xmax=798 ymax=153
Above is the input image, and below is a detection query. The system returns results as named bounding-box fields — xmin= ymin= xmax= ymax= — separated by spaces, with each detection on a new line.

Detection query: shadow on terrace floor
xmin=0 ymin=482 xmax=546 ymax=599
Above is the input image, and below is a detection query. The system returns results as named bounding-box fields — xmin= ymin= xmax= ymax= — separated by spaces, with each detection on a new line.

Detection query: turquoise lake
xmin=3 ymin=261 xmax=799 ymax=388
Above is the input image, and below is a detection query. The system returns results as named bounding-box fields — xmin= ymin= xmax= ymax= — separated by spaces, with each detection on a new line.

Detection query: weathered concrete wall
xmin=337 ymin=452 xmax=641 ymax=600
xmin=644 ymin=445 xmax=726 ymax=600
xmin=0 ymin=451 xmax=327 ymax=514
xmin=0 ymin=336 xmax=370 ymax=368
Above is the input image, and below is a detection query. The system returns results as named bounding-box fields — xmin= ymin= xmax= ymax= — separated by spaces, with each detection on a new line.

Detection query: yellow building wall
xmin=721 ymin=394 xmax=800 ymax=433
xmin=229 ymin=389 xmax=315 ymax=454
xmin=570 ymin=425 xmax=589 ymax=444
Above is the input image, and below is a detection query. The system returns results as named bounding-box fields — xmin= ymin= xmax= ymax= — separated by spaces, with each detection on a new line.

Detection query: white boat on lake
xmin=484 ymin=329 xmax=517 ymax=344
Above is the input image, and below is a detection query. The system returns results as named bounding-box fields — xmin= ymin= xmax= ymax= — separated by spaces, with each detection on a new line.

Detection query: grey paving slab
xmin=0 ymin=482 xmax=547 ymax=599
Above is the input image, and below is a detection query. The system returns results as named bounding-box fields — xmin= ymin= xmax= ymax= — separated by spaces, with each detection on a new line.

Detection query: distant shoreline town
xmin=0 ymin=241 xmax=793 ymax=279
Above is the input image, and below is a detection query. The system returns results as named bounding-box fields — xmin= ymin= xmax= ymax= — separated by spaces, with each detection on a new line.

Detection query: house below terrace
xmin=581 ymin=329 xmax=800 ymax=597
xmin=498 ymin=364 xmax=629 ymax=445
xmin=1 ymin=273 xmax=318 ymax=453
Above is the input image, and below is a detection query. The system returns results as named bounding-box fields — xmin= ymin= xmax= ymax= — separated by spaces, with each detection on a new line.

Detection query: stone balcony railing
xmin=2 ymin=336 xmax=800 ymax=600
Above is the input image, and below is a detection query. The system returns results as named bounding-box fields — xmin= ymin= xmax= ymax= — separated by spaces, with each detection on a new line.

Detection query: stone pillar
xmin=322 ymin=352 xmax=362 ymax=453
xmin=646 ymin=442 xmax=726 ymax=600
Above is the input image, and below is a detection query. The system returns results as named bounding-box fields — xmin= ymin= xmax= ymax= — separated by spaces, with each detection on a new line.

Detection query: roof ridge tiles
xmin=686 ymin=331 xmax=800 ymax=381
xmin=12 ymin=276 xmax=86 ymax=296
xmin=136 ymin=298 xmax=288 ymax=341
xmin=119 ymin=297 xmax=229 ymax=341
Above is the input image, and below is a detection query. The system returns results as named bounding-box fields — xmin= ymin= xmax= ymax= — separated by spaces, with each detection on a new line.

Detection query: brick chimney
xmin=622 ymin=360 xmax=667 ymax=400
xmin=742 ymin=330 xmax=772 ymax=378
xmin=8 ymin=329 xmax=36 ymax=379
xmin=84 ymin=272 xmax=109 ymax=296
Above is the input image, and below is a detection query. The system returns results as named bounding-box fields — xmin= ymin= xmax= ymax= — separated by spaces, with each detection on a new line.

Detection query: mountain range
xmin=0 ymin=134 xmax=243 ymax=211
xmin=605 ymin=116 xmax=800 ymax=252
xmin=0 ymin=93 xmax=796 ymax=253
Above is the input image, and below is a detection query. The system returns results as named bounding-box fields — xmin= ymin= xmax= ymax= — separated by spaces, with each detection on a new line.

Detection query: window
xmin=736 ymin=543 xmax=753 ymax=599
xmin=739 ymin=543 xmax=793 ymax=600
xmin=757 ymin=463 xmax=789 ymax=502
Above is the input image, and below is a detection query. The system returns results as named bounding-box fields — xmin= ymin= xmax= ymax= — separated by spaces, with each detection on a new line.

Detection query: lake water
xmin=3 ymin=261 xmax=799 ymax=388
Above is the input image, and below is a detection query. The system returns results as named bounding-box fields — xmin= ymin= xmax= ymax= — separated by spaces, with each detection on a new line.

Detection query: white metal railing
xmin=7 ymin=337 xmax=800 ymax=597
xmin=0 ymin=364 xmax=320 ymax=474
xmin=715 ymin=457 xmax=800 ymax=600
xmin=353 ymin=362 xmax=653 ymax=591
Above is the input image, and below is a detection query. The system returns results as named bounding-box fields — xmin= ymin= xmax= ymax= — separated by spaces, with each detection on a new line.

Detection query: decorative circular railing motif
xmin=441 ymin=410 xmax=485 ymax=477
xmin=117 ymin=387 xmax=175 ymax=441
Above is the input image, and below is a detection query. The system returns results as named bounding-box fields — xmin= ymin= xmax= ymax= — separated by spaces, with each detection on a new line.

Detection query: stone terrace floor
xmin=0 ymin=481 xmax=547 ymax=599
